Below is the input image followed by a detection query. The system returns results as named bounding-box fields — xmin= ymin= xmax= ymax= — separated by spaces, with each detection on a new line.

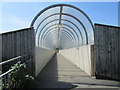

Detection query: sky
xmin=0 ymin=2 xmax=118 ymax=33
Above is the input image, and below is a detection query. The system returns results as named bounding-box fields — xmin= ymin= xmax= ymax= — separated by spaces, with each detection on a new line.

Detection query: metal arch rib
xmin=61 ymin=13 xmax=88 ymax=44
xmin=35 ymin=13 xmax=87 ymax=44
xmin=40 ymin=29 xmax=75 ymax=47
xmin=41 ymin=29 xmax=75 ymax=44
xmin=42 ymin=31 xmax=74 ymax=49
xmin=30 ymin=4 xmax=94 ymax=31
xmin=37 ymin=24 xmax=79 ymax=46
xmin=30 ymin=4 xmax=94 ymax=49
xmin=59 ymin=34 xmax=75 ymax=49
xmin=42 ymin=30 xmax=74 ymax=46
xmin=38 ymin=23 xmax=80 ymax=46
xmin=39 ymin=26 xmax=78 ymax=47
xmin=36 ymin=18 xmax=84 ymax=44
xmin=58 ymin=33 xmax=74 ymax=49
xmin=39 ymin=27 xmax=77 ymax=46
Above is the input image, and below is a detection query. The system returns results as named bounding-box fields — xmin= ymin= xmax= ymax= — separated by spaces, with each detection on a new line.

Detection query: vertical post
xmin=0 ymin=34 xmax=2 ymax=89
xmin=31 ymin=28 xmax=36 ymax=77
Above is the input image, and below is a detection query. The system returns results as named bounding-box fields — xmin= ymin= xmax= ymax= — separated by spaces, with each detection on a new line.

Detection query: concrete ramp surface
xmin=30 ymin=53 xmax=119 ymax=89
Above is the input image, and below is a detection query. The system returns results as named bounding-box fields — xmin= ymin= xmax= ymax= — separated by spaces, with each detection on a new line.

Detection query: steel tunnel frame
xmin=30 ymin=4 xmax=94 ymax=50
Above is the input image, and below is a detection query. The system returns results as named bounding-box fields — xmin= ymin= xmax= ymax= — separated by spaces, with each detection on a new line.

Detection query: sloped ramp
xmin=30 ymin=53 xmax=119 ymax=89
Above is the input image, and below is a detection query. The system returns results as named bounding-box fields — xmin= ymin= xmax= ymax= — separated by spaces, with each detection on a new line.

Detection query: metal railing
xmin=0 ymin=54 xmax=32 ymax=89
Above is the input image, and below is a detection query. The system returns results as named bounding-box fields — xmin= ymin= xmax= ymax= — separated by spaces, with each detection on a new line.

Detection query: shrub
xmin=2 ymin=61 xmax=34 ymax=89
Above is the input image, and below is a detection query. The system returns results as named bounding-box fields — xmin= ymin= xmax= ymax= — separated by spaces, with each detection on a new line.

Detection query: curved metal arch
xmin=61 ymin=19 xmax=84 ymax=42
xmin=38 ymin=27 xmax=77 ymax=46
xmin=59 ymin=34 xmax=75 ymax=49
xmin=42 ymin=30 xmax=74 ymax=46
xmin=58 ymin=33 xmax=74 ymax=48
xmin=38 ymin=26 xmax=77 ymax=46
xmin=59 ymin=31 xmax=77 ymax=48
xmin=41 ymin=31 xmax=76 ymax=49
xmin=62 ymin=13 xmax=88 ymax=44
xmin=41 ymin=30 xmax=76 ymax=48
xmin=38 ymin=24 xmax=78 ymax=46
xmin=41 ymin=29 xmax=75 ymax=43
xmin=41 ymin=29 xmax=75 ymax=46
xmin=39 ymin=26 xmax=78 ymax=46
xmin=43 ymin=31 xmax=75 ymax=49
xmin=41 ymin=33 xmax=56 ymax=49
xmin=61 ymin=23 xmax=80 ymax=43
xmin=42 ymin=31 xmax=74 ymax=49
xmin=59 ymin=35 xmax=74 ymax=49
xmin=36 ymin=18 xmax=84 ymax=44
xmin=35 ymin=13 xmax=88 ymax=44
xmin=30 ymin=4 xmax=94 ymax=49
xmin=30 ymin=4 xmax=94 ymax=31
xmin=35 ymin=13 xmax=59 ymax=33
xmin=38 ymin=23 xmax=80 ymax=46
xmin=41 ymin=31 xmax=74 ymax=47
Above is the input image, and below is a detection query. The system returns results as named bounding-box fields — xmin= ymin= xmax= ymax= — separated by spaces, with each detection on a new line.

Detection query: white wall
xmin=35 ymin=47 xmax=55 ymax=76
xmin=59 ymin=45 xmax=92 ymax=76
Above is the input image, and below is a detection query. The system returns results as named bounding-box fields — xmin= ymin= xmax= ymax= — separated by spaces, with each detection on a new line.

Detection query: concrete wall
xmin=59 ymin=45 xmax=93 ymax=76
xmin=35 ymin=47 xmax=55 ymax=76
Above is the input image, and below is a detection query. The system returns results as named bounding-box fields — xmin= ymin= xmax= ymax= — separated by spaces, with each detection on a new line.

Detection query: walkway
xmin=30 ymin=53 xmax=119 ymax=89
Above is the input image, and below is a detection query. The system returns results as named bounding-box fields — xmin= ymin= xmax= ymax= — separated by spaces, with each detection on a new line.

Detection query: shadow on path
xmin=29 ymin=53 xmax=119 ymax=89
xmin=30 ymin=53 xmax=77 ymax=89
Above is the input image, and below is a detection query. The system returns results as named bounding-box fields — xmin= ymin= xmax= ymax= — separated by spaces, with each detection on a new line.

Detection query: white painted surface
xmin=59 ymin=45 xmax=92 ymax=75
xmin=35 ymin=47 xmax=55 ymax=76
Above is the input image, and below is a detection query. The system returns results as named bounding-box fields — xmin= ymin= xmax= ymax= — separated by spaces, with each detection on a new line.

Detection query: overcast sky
xmin=1 ymin=2 xmax=118 ymax=33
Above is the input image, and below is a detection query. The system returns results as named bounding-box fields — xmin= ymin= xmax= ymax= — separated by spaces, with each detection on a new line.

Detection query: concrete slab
xmin=30 ymin=53 xmax=119 ymax=89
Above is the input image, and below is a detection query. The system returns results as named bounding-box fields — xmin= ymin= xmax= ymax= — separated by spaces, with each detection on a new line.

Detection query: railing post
xmin=31 ymin=28 xmax=36 ymax=77
xmin=0 ymin=34 xmax=2 ymax=90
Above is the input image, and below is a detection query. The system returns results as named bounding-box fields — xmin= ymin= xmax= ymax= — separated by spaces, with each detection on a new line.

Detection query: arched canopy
xmin=31 ymin=4 xmax=94 ymax=50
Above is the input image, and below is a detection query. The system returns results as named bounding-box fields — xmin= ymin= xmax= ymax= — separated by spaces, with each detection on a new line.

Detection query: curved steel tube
xmin=30 ymin=4 xmax=94 ymax=31
xmin=39 ymin=26 xmax=78 ymax=46
xmin=36 ymin=18 xmax=84 ymax=44
xmin=30 ymin=4 xmax=94 ymax=49
xmin=41 ymin=29 xmax=75 ymax=44
xmin=41 ymin=29 xmax=75 ymax=47
xmin=38 ymin=23 xmax=80 ymax=46
xmin=35 ymin=13 xmax=88 ymax=44
xmin=39 ymin=27 xmax=77 ymax=46
xmin=42 ymin=31 xmax=74 ymax=49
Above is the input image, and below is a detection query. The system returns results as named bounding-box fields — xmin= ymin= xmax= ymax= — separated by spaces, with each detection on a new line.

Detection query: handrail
xmin=0 ymin=59 xmax=31 ymax=78
xmin=0 ymin=54 xmax=30 ymax=66
xmin=0 ymin=56 xmax=21 ymax=66
xmin=0 ymin=68 xmax=15 ymax=78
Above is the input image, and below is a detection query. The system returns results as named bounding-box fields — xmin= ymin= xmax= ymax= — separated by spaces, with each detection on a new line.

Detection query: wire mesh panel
xmin=31 ymin=4 xmax=94 ymax=50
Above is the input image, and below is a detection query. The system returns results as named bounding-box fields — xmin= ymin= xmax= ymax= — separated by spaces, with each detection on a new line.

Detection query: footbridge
xmin=0 ymin=4 xmax=120 ymax=89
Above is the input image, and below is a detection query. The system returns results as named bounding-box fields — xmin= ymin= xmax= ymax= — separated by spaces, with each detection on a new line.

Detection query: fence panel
xmin=94 ymin=24 xmax=120 ymax=80
xmin=1 ymin=27 xmax=35 ymax=75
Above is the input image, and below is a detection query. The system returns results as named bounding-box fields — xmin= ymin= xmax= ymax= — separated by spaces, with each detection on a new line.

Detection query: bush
xmin=2 ymin=61 xmax=34 ymax=89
